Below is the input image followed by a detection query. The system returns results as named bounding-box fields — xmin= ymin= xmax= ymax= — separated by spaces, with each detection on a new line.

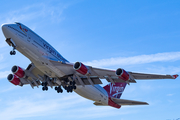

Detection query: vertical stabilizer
xmin=103 ymin=83 xmax=127 ymax=99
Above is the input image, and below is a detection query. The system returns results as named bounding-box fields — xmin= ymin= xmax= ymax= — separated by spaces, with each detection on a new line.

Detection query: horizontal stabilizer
xmin=93 ymin=102 xmax=107 ymax=106
xmin=111 ymin=97 xmax=149 ymax=106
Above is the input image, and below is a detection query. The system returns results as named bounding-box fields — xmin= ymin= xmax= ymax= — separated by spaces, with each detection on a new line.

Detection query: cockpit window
xmin=15 ymin=22 xmax=21 ymax=26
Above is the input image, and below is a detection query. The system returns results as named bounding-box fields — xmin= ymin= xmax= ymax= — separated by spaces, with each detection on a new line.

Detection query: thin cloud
xmin=0 ymin=93 xmax=138 ymax=120
xmin=64 ymin=106 xmax=138 ymax=119
xmin=0 ymin=2 xmax=70 ymax=24
xmin=167 ymin=93 xmax=174 ymax=96
xmin=0 ymin=95 xmax=85 ymax=120
xmin=0 ymin=71 xmax=10 ymax=79
xmin=84 ymin=52 xmax=180 ymax=67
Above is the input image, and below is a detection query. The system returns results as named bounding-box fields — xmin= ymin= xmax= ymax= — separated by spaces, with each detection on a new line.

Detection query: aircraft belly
xmin=74 ymin=85 xmax=108 ymax=104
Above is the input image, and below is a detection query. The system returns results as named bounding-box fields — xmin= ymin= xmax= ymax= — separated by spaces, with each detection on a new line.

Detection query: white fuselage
xmin=1 ymin=23 xmax=109 ymax=105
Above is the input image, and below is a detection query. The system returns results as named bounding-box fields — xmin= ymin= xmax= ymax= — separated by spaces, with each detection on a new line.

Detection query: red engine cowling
xmin=7 ymin=74 xmax=21 ymax=86
xmin=11 ymin=65 xmax=25 ymax=78
xmin=73 ymin=62 xmax=88 ymax=75
xmin=115 ymin=68 xmax=129 ymax=81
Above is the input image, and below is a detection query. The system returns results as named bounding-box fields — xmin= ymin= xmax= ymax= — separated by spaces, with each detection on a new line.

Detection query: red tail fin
xmin=103 ymin=83 xmax=127 ymax=99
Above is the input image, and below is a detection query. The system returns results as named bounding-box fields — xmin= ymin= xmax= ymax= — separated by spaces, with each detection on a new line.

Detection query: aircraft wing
xmin=16 ymin=63 xmax=46 ymax=88
xmin=49 ymin=60 xmax=178 ymax=86
xmin=128 ymin=72 xmax=178 ymax=80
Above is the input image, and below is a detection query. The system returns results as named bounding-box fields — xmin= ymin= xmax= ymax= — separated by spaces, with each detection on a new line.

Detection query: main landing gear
xmin=64 ymin=81 xmax=76 ymax=93
xmin=55 ymin=86 xmax=63 ymax=93
xmin=42 ymin=82 xmax=48 ymax=91
xmin=41 ymin=76 xmax=77 ymax=93
xmin=54 ymin=81 xmax=76 ymax=93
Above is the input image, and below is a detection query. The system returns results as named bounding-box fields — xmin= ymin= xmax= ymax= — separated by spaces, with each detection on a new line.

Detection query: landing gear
xmin=54 ymin=81 xmax=76 ymax=93
xmin=42 ymin=86 xmax=48 ymax=91
xmin=55 ymin=86 xmax=63 ymax=93
xmin=10 ymin=45 xmax=16 ymax=55
xmin=5 ymin=38 xmax=17 ymax=55
xmin=10 ymin=50 xmax=16 ymax=55
xmin=42 ymin=82 xmax=48 ymax=91
xmin=63 ymin=81 xmax=76 ymax=93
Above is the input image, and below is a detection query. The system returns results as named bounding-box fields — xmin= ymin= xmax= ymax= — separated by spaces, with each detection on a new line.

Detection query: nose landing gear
xmin=9 ymin=41 xmax=16 ymax=55
xmin=5 ymin=38 xmax=16 ymax=55
xmin=10 ymin=49 xmax=16 ymax=55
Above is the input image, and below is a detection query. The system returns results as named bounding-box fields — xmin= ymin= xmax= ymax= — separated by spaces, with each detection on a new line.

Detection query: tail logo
xmin=17 ymin=24 xmax=28 ymax=34
xmin=109 ymin=83 xmax=125 ymax=98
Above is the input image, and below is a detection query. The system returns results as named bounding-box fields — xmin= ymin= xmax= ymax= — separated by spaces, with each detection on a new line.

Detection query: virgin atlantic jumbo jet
xmin=1 ymin=22 xmax=178 ymax=109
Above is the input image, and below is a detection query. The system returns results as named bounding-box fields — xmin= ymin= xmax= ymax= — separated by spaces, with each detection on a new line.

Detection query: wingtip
xmin=172 ymin=74 xmax=179 ymax=79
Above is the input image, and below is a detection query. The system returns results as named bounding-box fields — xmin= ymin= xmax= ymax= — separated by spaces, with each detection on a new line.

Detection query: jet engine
xmin=115 ymin=68 xmax=129 ymax=81
xmin=7 ymin=74 xmax=21 ymax=86
xmin=11 ymin=65 xmax=25 ymax=78
xmin=73 ymin=62 xmax=89 ymax=75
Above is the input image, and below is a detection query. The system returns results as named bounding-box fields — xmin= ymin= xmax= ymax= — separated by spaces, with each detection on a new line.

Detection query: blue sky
xmin=0 ymin=0 xmax=180 ymax=120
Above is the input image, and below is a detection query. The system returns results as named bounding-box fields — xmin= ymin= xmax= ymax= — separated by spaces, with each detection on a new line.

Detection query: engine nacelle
xmin=115 ymin=68 xmax=129 ymax=81
xmin=73 ymin=62 xmax=89 ymax=75
xmin=7 ymin=74 xmax=21 ymax=86
xmin=11 ymin=65 xmax=25 ymax=78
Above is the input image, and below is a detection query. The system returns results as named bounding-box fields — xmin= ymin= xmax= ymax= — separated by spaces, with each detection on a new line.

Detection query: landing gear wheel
xmin=10 ymin=51 xmax=13 ymax=55
xmin=73 ymin=85 xmax=76 ymax=90
xmin=70 ymin=89 xmax=73 ymax=92
xmin=64 ymin=86 xmax=67 ymax=90
xmin=56 ymin=86 xmax=63 ymax=93
xmin=70 ymin=81 xmax=73 ymax=85
xmin=45 ymin=87 xmax=47 ymax=90
xmin=73 ymin=81 xmax=76 ymax=85
xmin=60 ymin=89 xmax=63 ymax=93
xmin=13 ymin=51 xmax=16 ymax=55
xmin=10 ymin=51 xmax=16 ymax=55
xmin=55 ymin=86 xmax=58 ymax=90
xmin=42 ymin=87 xmax=45 ymax=91
xmin=42 ymin=82 xmax=47 ymax=87
xmin=70 ymin=86 xmax=73 ymax=90
xmin=67 ymin=86 xmax=70 ymax=93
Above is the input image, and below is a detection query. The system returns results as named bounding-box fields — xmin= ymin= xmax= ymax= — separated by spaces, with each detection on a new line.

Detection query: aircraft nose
xmin=1 ymin=24 xmax=11 ymax=38
xmin=1 ymin=24 xmax=8 ymax=32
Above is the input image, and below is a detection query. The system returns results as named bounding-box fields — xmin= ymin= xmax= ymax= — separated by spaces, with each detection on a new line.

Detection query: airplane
xmin=1 ymin=22 xmax=178 ymax=109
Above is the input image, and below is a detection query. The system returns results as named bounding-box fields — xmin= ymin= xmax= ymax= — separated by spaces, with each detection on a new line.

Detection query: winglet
xmin=172 ymin=74 xmax=179 ymax=79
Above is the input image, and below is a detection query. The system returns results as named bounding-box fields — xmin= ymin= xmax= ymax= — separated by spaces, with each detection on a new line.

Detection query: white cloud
xmin=0 ymin=2 xmax=70 ymax=24
xmin=167 ymin=93 xmax=174 ymax=96
xmin=64 ymin=106 xmax=137 ymax=119
xmin=0 ymin=71 xmax=10 ymax=79
xmin=84 ymin=52 xmax=180 ymax=67
xmin=0 ymin=92 xmax=139 ymax=120
xmin=0 ymin=95 xmax=85 ymax=120
xmin=144 ymin=66 xmax=180 ymax=74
